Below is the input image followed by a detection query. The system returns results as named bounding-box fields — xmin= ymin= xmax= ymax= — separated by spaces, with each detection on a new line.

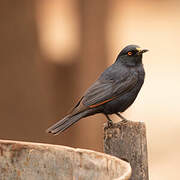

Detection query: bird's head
xmin=116 ymin=45 xmax=148 ymax=66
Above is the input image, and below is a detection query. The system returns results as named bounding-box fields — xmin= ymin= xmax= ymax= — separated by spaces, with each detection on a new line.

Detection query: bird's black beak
xmin=137 ymin=49 xmax=149 ymax=55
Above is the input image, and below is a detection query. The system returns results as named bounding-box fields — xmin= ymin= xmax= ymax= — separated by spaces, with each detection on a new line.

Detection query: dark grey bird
xmin=47 ymin=45 xmax=148 ymax=135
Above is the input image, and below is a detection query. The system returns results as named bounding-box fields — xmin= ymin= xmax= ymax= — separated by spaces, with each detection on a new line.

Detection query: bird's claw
xmin=107 ymin=120 xmax=113 ymax=127
xmin=121 ymin=119 xmax=128 ymax=124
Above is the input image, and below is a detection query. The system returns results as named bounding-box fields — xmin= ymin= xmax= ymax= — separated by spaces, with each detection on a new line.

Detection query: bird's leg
xmin=116 ymin=112 xmax=128 ymax=123
xmin=104 ymin=114 xmax=113 ymax=127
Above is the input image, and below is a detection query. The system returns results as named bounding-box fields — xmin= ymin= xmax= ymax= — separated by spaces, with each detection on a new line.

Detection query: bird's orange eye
xmin=128 ymin=51 xmax=132 ymax=56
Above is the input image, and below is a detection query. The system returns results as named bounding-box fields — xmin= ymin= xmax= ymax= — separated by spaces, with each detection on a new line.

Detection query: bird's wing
xmin=82 ymin=72 xmax=138 ymax=108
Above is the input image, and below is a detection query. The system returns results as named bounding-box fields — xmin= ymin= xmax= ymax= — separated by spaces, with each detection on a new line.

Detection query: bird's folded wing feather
xmin=82 ymin=72 xmax=138 ymax=107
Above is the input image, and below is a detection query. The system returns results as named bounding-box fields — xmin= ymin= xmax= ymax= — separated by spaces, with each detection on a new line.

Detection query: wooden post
xmin=104 ymin=120 xmax=149 ymax=180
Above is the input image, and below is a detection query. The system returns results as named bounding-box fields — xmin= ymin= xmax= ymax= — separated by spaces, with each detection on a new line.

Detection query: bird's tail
xmin=46 ymin=111 xmax=88 ymax=135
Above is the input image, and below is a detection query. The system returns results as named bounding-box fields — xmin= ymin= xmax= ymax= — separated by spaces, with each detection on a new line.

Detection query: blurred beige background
xmin=0 ymin=0 xmax=180 ymax=179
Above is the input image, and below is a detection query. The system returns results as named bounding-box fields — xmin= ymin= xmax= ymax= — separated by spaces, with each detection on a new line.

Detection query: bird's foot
xmin=104 ymin=114 xmax=114 ymax=127
xmin=107 ymin=119 xmax=113 ymax=127
xmin=116 ymin=113 xmax=129 ymax=124
xmin=121 ymin=119 xmax=128 ymax=124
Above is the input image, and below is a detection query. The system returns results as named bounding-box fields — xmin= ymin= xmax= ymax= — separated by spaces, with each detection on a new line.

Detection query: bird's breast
xmin=103 ymin=65 xmax=145 ymax=114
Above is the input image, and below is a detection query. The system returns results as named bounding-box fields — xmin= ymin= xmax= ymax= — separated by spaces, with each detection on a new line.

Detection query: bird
xmin=47 ymin=45 xmax=148 ymax=135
